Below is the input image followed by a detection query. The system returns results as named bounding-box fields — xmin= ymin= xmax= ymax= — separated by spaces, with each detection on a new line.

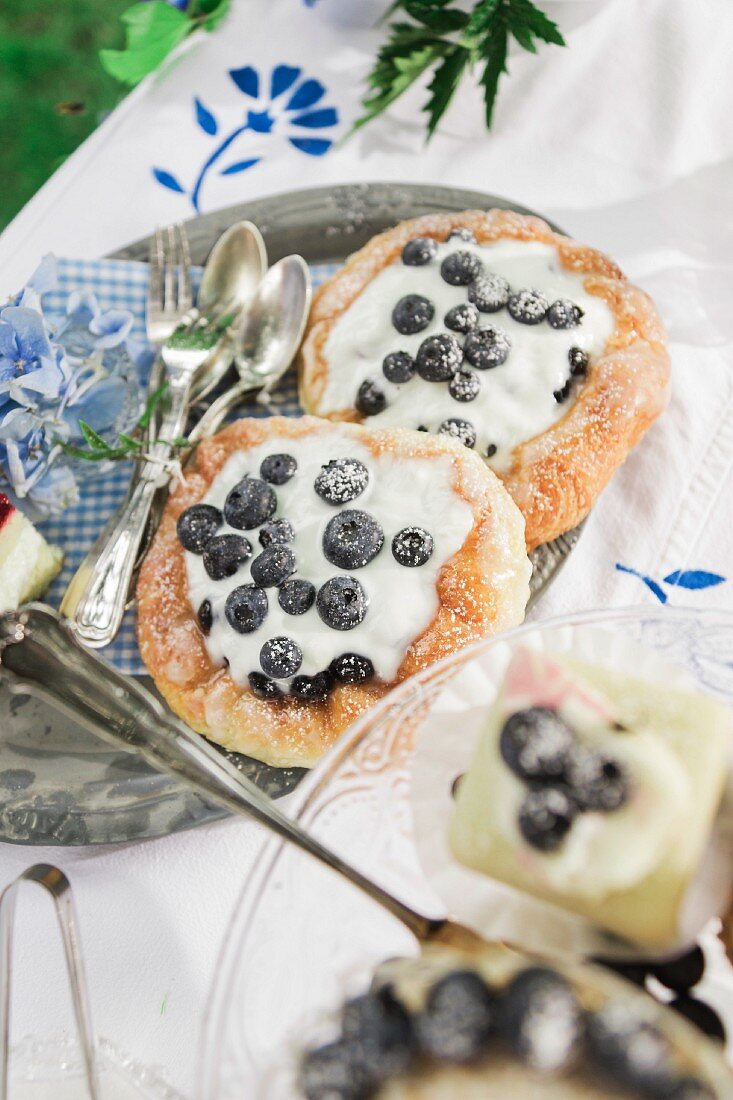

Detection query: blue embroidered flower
xmin=152 ymin=63 xmax=339 ymax=212
xmin=615 ymin=563 xmax=726 ymax=604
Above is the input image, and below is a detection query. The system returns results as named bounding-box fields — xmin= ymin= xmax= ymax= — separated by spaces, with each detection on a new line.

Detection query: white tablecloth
xmin=2 ymin=0 xmax=733 ymax=1094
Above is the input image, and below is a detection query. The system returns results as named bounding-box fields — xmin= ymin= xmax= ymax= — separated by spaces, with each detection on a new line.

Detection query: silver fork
xmin=61 ymin=227 xmax=233 ymax=648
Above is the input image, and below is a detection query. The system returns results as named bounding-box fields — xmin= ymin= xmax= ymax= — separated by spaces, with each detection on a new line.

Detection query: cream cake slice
xmin=449 ymin=647 xmax=732 ymax=949
xmin=0 ymin=492 xmax=63 ymax=612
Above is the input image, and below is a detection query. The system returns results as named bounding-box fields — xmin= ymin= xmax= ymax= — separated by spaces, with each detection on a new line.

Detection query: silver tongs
xmin=0 ymin=864 xmax=99 ymax=1100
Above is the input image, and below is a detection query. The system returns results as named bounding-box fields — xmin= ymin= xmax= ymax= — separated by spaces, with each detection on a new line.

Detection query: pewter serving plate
xmin=0 ymin=182 xmax=582 ymax=846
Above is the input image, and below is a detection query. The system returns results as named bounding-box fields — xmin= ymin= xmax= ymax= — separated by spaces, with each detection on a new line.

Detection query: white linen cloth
xmin=1 ymin=0 xmax=733 ymax=1094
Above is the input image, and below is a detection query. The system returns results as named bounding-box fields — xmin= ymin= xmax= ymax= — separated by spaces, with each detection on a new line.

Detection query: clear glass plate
xmin=200 ymin=606 xmax=733 ymax=1099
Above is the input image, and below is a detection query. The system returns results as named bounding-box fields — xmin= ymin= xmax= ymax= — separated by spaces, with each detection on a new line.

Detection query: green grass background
xmin=1 ymin=0 xmax=130 ymax=230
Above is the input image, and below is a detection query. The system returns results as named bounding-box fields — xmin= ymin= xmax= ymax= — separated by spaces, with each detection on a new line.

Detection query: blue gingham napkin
xmin=39 ymin=256 xmax=337 ymax=676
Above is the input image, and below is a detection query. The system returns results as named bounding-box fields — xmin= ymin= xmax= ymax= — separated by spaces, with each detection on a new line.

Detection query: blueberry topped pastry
xmin=300 ymin=209 xmax=670 ymax=550
xmin=298 ymin=945 xmax=728 ymax=1097
xmin=137 ymin=416 xmax=531 ymax=768
xmin=450 ymin=648 xmax=732 ymax=949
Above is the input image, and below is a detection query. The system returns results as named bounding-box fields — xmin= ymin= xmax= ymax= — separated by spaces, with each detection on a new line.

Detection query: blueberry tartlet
xmin=136 ymin=416 xmax=530 ymax=767
xmin=299 ymin=209 xmax=670 ymax=551
xmin=449 ymin=648 xmax=732 ymax=949
xmin=298 ymin=945 xmax=729 ymax=1097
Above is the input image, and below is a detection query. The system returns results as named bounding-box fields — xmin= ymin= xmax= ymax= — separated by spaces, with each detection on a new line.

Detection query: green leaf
xmin=479 ymin=19 xmax=508 ymax=127
xmin=118 ymin=433 xmax=143 ymax=450
xmin=79 ymin=420 xmax=111 ymax=451
xmin=403 ymin=2 xmax=469 ymax=33
xmin=100 ymin=1 xmax=190 ymax=86
xmin=505 ymin=0 xmax=564 ymax=47
xmin=137 ymin=382 xmax=169 ymax=431
xmin=425 ymin=45 xmax=470 ymax=137
xmin=354 ymin=42 xmax=447 ymax=131
xmin=195 ymin=0 xmax=230 ymax=32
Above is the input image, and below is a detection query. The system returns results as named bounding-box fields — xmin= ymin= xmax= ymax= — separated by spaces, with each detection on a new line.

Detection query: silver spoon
xmin=188 ymin=255 xmax=311 ymax=445
xmin=0 ymin=606 xmax=483 ymax=953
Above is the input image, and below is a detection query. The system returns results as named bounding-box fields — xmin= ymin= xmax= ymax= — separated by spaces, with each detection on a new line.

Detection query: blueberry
xmin=356 ymin=379 xmax=387 ymax=416
xmin=518 ymin=787 xmax=578 ymax=851
xmin=314 ymin=458 xmax=370 ymax=506
xmin=586 ymin=1002 xmax=673 ymax=1094
xmin=278 ymin=578 xmax=316 ymax=615
xmin=448 ymin=369 xmax=480 ymax=403
xmin=250 ymin=545 xmax=296 ymax=587
xmin=224 ymin=477 xmax=276 ymax=530
xmin=299 ymin=1040 xmax=373 ymax=1100
xmin=447 ymin=227 xmax=476 ymax=243
xmin=499 ymin=707 xmax=575 ymax=783
xmin=202 ymin=534 xmax=252 ymax=581
xmin=650 ymin=946 xmax=705 ymax=994
xmin=342 ymin=989 xmax=416 ymax=1080
xmin=564 ymin=748 xmax=629 ymax=812
xmin=260 ymin=636 xmax=302 ymax=679
xmin=391 ymin=526 xmax=434 ymax=567
xmin=547 ymin=298 xmax=584 ymax=329
xmin=323 ymin=509 xmax=384 ymax=570
xmin=441 ymin=251 xmax=483 ymax=286
xmin=258 ymin=518 xmax=295 ymax=548
xmin=444 ymin=302 xmax=479 ymax=334
xmin=225 ymin=584 xmax=268 ymax=634
xmin=569 ymin=347 xmax=589 ymax=376
xmin=391 ymin=293 xmax=434 ymax=335
xmin=507 ymin=288 xmax=549 ymax=325
xmin=329 ymin=653 xmax=375 ymax=684
xmin=669 ymin=996 xmax=726 ymax=1042
xmin=463 ymin=325 xmax=511 ymax=369
xmin=499 ymin=967 xmax=581 ymax=1072
xmin=401 ymin=236 xmax=438 ymax=266
xmin=176 ymin=504 xmax=222 ymax=553
xmin=197 ymin=599 xmax=212 ymax=635
xmin=415 ymin=333 xmax=462 ymax=382
xmin=667 ymin=1076 xmax=716 ymax=1100
xmin=259 ymin=452 xmax=297 ymax=485
xmin=485 ymin=443 xmax=498 ymax=458
xmin=290 ymin=670 xmax=335 ymax=701
xmin=468 ymin=273 xmax=510 ymax=313
xmin=316 ymin=576 xmax=368 ymax=631
xmin=554 ymin=379 xmax=573 ymax=403
xmin=416 ymin=970 xmax=496 ymax=1063
xmin=438 ymin=418 xmax=476 ymax=449
xmin=248 ymin=671 xmax=282 ymax=700
xmin=382 ymin=351 xmax=415 ymax=384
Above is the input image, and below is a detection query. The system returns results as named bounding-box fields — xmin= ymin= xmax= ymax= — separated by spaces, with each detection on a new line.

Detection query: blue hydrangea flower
xmin=0 ymin=307 xmax=63 ymax=411
xmin=153 ymin=63 xmax=339 ymax=212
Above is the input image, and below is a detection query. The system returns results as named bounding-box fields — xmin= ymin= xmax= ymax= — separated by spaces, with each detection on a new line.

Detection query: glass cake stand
xmin=199 ymin=606 xmax=733 ymax=1099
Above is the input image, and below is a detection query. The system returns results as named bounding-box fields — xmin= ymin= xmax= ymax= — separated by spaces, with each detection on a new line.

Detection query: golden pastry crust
xmin=137 ymin=415 xmax=530 ymax=768
xmin=299 ymin=208 xmax=671 ymax=552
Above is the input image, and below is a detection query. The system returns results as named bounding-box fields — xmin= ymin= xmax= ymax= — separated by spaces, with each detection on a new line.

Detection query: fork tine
xmin=163 ymin=224 xmax=176 ymax=312
xmin=176 ymin=223 xmax=193 ymax=313
xmin=147 ymin=227 xmax=164 ymax=315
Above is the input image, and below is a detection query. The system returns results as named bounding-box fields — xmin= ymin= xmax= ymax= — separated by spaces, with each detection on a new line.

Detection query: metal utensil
xmin=188 ymin=255 xmax=311 ymax=445
xmin=0 ymin=606 xmax=483 ymax=953
xmin=0 ymin=863 xmax=100 ymax=1100
xmin=61 ymin=296 xmax=238 ymax=649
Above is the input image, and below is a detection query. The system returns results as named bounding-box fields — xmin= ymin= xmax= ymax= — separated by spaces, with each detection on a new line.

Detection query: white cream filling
xmin=0 ymin=510 xmax=62 ymax=612
xmin=185 ymin=428 xmax=474 ymax=688
xmin=319 ymin=239 xmax=615 ymax=470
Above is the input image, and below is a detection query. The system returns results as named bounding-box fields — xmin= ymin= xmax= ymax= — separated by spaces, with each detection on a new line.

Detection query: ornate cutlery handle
xmin=61 ymin=378 xmax=191 ymax=648
xmin=0 ymin=606 xmax=433 ymax=940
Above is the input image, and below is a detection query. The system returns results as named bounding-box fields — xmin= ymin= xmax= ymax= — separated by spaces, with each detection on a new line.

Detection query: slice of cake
xmin=449 ymin=647 xmax=732 ymax=949
xmin=0 ymin=492 xmax=63 ymax=612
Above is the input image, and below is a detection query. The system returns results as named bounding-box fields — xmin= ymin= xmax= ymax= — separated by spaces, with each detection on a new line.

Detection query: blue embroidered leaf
xmin=152 ymin=167 xmax=185 ymax=194
xmin=286 ymin=78 xmax=325 ymax=111
xmin=229 ymin=65 xmax=259 ymax=97
xmin=220 ymin=157 xmax=261 ymax=176
xmin=195 ymin=97 xmax=218 ymax=135
xmin=289 ymin=137 xmax=332 ymax=156
xmin=290 ymin=107 xmax=338 ymax=129
xmin=271 ymin=64 xmax=301 ymax=99
xmin=614 ymin=563 xmax=668 ymax=604
xmin=663 ymin=569 xmax=726 ymax=590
